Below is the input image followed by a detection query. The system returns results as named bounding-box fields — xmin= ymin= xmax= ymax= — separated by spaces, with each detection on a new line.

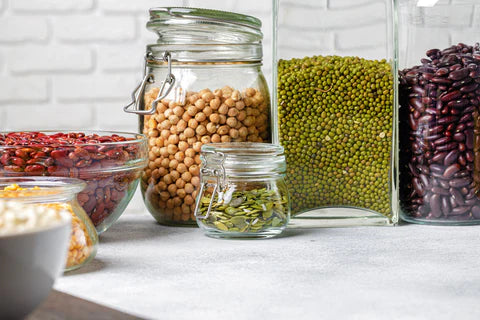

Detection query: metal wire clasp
xmin=195 ymin=151 xmax=226 ymax=220
xmin=123 ymin=51 xmax=176 ymax=115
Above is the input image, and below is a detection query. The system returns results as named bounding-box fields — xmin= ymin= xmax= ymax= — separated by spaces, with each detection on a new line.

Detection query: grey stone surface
xmin=55 ymin=212 xmax=480 ymax=320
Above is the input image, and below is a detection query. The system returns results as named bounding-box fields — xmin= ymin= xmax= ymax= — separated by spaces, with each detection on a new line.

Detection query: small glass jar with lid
xmin=195 ymin=143 xmax=290 ymax=239
xmin=273 ymin=0 xmax=398 ymax=226
xmin=125 ymin=7 xmax=271 ymax=226
xmin=398 ymin=0 xmax=480 ymax=225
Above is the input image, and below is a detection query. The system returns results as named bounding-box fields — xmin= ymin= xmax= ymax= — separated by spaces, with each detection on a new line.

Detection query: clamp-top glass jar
xmin=398 ymin=0 xmax=480 ymax=225
xmin=195 ymin=143 xmax=290 ymax=239
xmin=273 ymin=0 xmax=398 ymax=227
xmin=125 ymin=8 xmax=271 ymax=226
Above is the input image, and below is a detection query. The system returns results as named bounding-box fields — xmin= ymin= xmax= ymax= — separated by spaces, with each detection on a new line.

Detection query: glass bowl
xmin=0 ymin=131 xmax=148 ymax=233
xmin=0 ymin=176 xmax=98 ymax=271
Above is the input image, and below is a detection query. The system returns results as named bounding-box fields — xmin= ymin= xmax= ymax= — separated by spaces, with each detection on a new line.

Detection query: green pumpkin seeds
xmin=198 ymin=188 xmax=289 ymax=233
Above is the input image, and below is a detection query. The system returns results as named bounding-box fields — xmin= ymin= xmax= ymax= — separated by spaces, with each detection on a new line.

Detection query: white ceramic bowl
xmin=0 ymin=219 xmax=71 ymax=319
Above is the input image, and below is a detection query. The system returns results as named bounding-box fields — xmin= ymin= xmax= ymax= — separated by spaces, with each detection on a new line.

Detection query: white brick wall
xmin=0 ymin=0 xmax=475 ymax=214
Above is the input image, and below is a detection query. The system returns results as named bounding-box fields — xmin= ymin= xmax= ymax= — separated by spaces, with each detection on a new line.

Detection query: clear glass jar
xmin=273 ymin=1 xmax=398 ymax=226
xmin=125 ymin=8 xmax=271 ymax=226
xmin=0 ymin=176 xmax=98 ymax=271
xmin=398 ymin=0 xmax=480 ymax=225
xmin=195 ymin=143 xmax=289 ymax=238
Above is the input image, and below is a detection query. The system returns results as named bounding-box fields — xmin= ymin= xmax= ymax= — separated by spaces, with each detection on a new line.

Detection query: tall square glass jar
xmin=398 ymin=0 xmax=480 ymax=225
xmin=273 ymin=0 xmax=398 ymax=226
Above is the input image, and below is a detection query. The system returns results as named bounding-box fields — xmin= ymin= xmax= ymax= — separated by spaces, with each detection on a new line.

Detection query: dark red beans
xmin=400 ymin=43 xmax=480 ymax=222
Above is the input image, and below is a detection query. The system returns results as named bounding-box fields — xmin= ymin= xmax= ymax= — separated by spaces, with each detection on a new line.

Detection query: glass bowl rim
xmin=0 ymin=176 xmax=86 ymax=202
xmin=0 ymin=130 xmax=147 ymax=147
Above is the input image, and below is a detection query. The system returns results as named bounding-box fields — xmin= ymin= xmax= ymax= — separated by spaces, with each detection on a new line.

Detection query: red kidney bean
xmin=449 ymin=187 xmax=465 ymax=206
xmin=436 ymin=142 xmax=458 ymax=151
xmin=440 ymin=90 xmax=461 ymax=102
xmin=429 ymin=194 xmax=442 ymax=218
xmin=441 ymin=196 xmax=452 ymax=216
xmin=449 ymin=178 xmax=471 ymax=188
xmin=448 ymin=68 xmax=469 ymax=80
xmin=451 ymin=206 xmax=471 ymax=215
xmin=472 ymin=206 xmax=480 ymax=219
xmin=431 ymin=186 xmax=450 ymax=195
xmin=443 ymin=163 xmax=460 ymax=178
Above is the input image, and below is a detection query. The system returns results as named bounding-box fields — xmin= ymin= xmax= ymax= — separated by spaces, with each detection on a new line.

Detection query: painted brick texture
xmin=0 ymin=0 xmax=474 ymax=213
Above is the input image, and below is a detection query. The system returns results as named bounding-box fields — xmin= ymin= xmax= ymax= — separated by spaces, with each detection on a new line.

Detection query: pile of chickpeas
xmin=142 ymin=86 xmax=270 ymax=224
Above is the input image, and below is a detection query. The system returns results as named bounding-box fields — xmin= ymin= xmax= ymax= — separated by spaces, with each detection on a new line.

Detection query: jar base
xmin=202 ymin=228 xmax=285 ymax=239
xmin=289 ymin=207 xmax=397 ymax=228
xmin=400 ymin=214 xmax=480 ymax=226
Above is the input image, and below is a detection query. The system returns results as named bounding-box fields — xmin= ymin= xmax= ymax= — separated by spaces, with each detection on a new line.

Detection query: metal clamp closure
xmin=124 ymin=51 xmax=176 ymax=115
xmin=195 ymin=151 xmax=226 ymax=220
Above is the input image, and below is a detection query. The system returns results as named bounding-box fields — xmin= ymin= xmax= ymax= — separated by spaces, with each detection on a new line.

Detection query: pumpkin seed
xmin=197 ymin=188 xmax=289 ymax=233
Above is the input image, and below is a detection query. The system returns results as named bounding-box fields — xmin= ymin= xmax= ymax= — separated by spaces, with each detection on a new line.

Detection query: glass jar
xmin=125 ymin=8 xmax=271 ymax=226
xmin=0 ymin=176 xmax=98 ymax=271
xmin=398 ymin=0 xmax=480 ymax=225
xmin=273 ymin=1 xmax=398 ymax=226
xmin=194 ymin=143 xmax=289 ymax=238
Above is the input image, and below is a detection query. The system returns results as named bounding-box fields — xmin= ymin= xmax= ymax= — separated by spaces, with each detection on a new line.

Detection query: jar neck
xmin=201 ymin=143 xmax=286 ymax=180
xmin=147 ymin=44 xmax=263 ymax=63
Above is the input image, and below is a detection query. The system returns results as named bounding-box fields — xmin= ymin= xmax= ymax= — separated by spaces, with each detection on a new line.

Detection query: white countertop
xmin=55 ymin=212 xmax=480 ymax=320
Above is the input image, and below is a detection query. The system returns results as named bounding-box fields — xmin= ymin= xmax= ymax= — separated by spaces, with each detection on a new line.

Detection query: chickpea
xmin=177 ymin=188 xmax=187 ymax=199
xmin=181 ymin=203 xmax=190 ymax=214
xmin=189 ymin=164 xmax=200 ymax=175
xmin=217 ymin=125 xmax=229 ymax=135
xmin=226 ymin=117 xmax=237 ymax=128
xmin=173 ymin=197 xmax=182 ymax=207
xmin=227 ymin=107 xmax=239 ymax=117
xmin=154 ymin=157 xmax=163 ymax=167
xmin=187 ymin=105 xmax=198 ymax=116
xmin=169 ymin=159 xmax=179 ymax=169
xmin=187 ymin=137 xmax=197 ymax=145
xmin=219 ymin=114 xmax=227 ymax=124
xmin=229 ymin=128 xmax=239 ymax=139
xmin=177 ymin=163 xmax=187 ymax=174
xmin=195 ymin=112 xmax=206 ymax=122
xmin=188 ymin=118 xmax=199 ymax=129
xmin=225 ymin=98 xmax=235 ymax=107
xmin=167 ymin=144 xmax=178 ymax=155
xmin=181 ymin=171 xmax=192 ymax=182
xmin=235 ymin=101 xmax=245 ymax=110
xmin=221 ymin=135 xmax=231 ymax=142
xmin=157 ymin=200 xmax=167 ymax=209
xmin=168 ymin=134 xmax=179 ymax=145
xmin=209 ymin=113 xmax=220 ymax=124
xmin=175 ymin=151 xmax=185 ymax=162
xmin=185 ymin=183 xmax=194 ymax=194
xmin=238 ymin=126 xmax=248 ymax=137
xmin=148 ymin=129 xmax=159 ymax=138
xmin=210 ymin=98 xmax=221 ymax=109
xmin=195 ymin=99 xmax=206 ymax=110
xmin=206 ymin=122 xmax=217 ymax=134
xmin=184 ymin=157 xmax=195 ymax=167
xmin=193 ymin=141 xmax=202 ymax=152
xmin=203 ymin=106 xmax=213 ymax=117
xmin=164 ymin=109 xmax=174 ymax=118
xmin=157 ymin=181 xmax=167 ymax=191
xmin=211 ymin=134 xmax=221 ymax=143
xmin=160 ymin=158 xmax=170 ymax=168
xmin=173 ymin=106 xmax=184 ymax=117
xmin=245 ymin=87 xmax=256 ymax=97
xmin=196 ymin=124 xmax=207 ymax=135
xmin=160 ymin=191 xmax=170 ymax=201
xmin=179 ymin=133 xmax=186 ymax=141
xmin=188 ymin=94 xmax=199 ymax=104
xmin=159 ymin=147 xmax=169 ymax=157
xmin=173 ymin=207 xmax=182 ymax=216
xmin=218 ymin=104 xmax=228 ymax=115
xmin=168 ymin=184 xmax=177 ymax=196
xmin=176 ymin=119 xmax=187 ymax=132
xmin=182 ymin=112 xmax=192 ymax=122
xmin=243 ymin=116 xmax=255 ymax=126
xmin=178 ymin=141 xmax=189 ymax=152
xmin=155 ymin=137 xmax=164 ymax=147
xmin=185 ymin=148 xmax=196 ymax=158
xmin=190 ymin=177 xmax=200 ymax=187
xmin=176 ymin=179 xmax=186 ymax=189
xmin=184 ymin=194 xmax=194 ymax=205
xmin=158 ymin=167 xmax=168 ymax=177
xmin=184 ymin=127 xmax=195 ymax=138
xmin=202 ymin=92 xmax=215 ymax=102
xmin=194 ymin=154 xmax=201 ymax=165
xmin=170 ymin=170 xmax=180 ymax=180
xmin=200 ymin=135 xmax=211 ymax=144
xmin=160 ymin=129 xmax=170 ymax=140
